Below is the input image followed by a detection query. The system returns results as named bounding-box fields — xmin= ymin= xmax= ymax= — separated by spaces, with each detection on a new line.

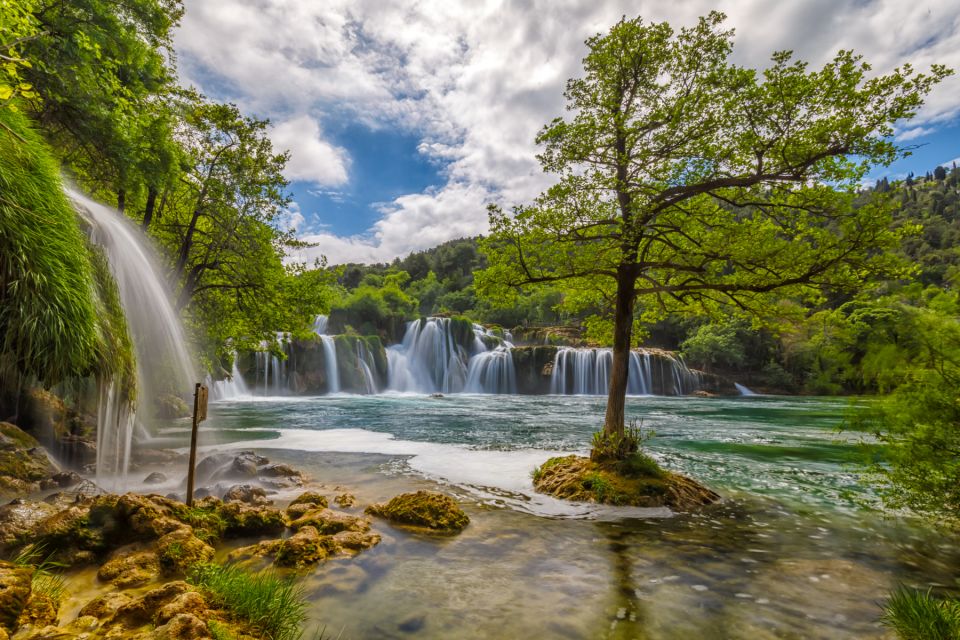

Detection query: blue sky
xmin=175 ymin=0 xmax=960 ymax=265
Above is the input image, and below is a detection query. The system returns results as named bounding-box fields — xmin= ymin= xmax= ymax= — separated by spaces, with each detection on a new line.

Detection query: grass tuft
xmin=881 ymin=586 xmax=960 ymax=640
xmin=188 ymin=562 xmax=307 ymax=640
xmin=13 ymin=544 xmax=66 ymax=605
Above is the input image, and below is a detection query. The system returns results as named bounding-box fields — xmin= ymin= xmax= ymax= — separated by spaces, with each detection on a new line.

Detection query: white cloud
xmin=269 ymin=116 xmax=349 ymax=187
xmin=896 ymin=126 xmax=936 ymax=142
xmin=177 ymin=0 xmax=960 ymax=264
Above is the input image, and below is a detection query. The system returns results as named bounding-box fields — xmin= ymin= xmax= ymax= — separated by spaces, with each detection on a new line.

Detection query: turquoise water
xmin=193 ymin=394 xmax=957 ymax=638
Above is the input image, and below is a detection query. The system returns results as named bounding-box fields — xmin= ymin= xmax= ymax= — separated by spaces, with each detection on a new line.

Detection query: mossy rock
xmin=532 ymin=454 xmax=720 ymax=509
xmin=97 ymin=549 xmax=161 ymax=588
xmin=274 ymin=526 xmax=328 ymax=568
xmin=0 ymin=561 xmax=32 ymax=633
xmin=365 ymin=491 xmax=469 ymax=533
xmin=289 ymin=508 xmax=369 ymax=535
xmin=217 ymin=502 xmax=287 ymax=537
xmin=156 ymin=529 xmax=215 ymax=577
xmin=0 ymin=422 xmax=56 ymax=495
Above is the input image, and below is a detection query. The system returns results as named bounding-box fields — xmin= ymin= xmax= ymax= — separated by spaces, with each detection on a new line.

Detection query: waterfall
xmin=387 ymin=318 xmax=511 ymax=394
xmin=211 ymin=352 xmax=250 ymax=400
xmin=550 ymin=347 xmax=699 ymax=396
xmin=69 ymin=188 xmax=195 ymax=482
xmin=253 ymin=333 xmax=290 ymax=395
xmin=355 ymin=341 xmax=378 ymax=394
xmin=735 ymin=382 xmax=757 ymax=396
xmin=313 ymin=315 xmax=340 ymax=393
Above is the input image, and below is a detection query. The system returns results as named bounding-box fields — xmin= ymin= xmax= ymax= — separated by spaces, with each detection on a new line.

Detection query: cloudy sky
xmin=174 ymin=0 xmax=960 ymax=265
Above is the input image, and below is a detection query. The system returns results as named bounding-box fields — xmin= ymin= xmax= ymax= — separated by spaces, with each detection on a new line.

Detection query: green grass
xmin=188 ymin=562 xmax=308 ymax=640
xmin=881 ymin=586 xmax=960 ymax=639
xmin=12 ymin=544 xmax=66 ymax=606
xmin=172 ymin=505 xmax=228 ymax=543
xmin=531 ymin=456 xmax=565 ymax=482
xmin=616 ymin=452 xmax=666 ymax=479
xmin=582 ymin=471 xmax=615 ymax=503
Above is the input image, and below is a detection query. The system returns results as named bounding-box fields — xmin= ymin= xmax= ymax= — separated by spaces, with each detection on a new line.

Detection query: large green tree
xmin=478 ymin=12 xmax=949 ymax=441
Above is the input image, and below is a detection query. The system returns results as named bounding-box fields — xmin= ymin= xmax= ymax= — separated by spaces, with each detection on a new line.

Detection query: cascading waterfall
xmin=355 ymin=341 xmax=378 ymax=394
xmin=254 ymin=333 xmax=290 ymax=394
xmin=550 ymin=347 xmax=698 ymax=396
xmin=313 ymin=315 xmax=340 ymax=393
xmin=465 ymin=345 xmax=517 ymax=394
xmin=211 ymin=352 xmax=250 ymax=399
xmin=68 ymin=188 xmax=196 ymax=482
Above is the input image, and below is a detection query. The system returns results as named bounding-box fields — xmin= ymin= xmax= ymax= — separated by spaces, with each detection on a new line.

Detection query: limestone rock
xmin=108 ymin=581 xmax=189 ymax=629
xmin=329 ymin=530 xmax=381 ymax=554
xmin=222 ymin=484 xmax=268 ymax=505
xmin=333 ymin=493 xmax=356 ymax=508
xmin=156 ymin=530 xmax=214 ymax=577
xmin=16 ymin=592 xmax=58 ymax=628
xmin=0 ymin=501 xmax=58 ymax=551
xmin=78 ymin=592 xmax=132 ymax=620
xmin=366 ymin=491 xmax=469 ymax=533
xmin=155 ymin=591 xmax=207 ymax=625
xmin=274 ymin=526 xmax=327 ymax=568
xmin=0 ymin=560 xmax=33 ymax=632
xmin=97 ymin=550 xmax=160 ymax=588
xmin=217 ymin=502 xmax=286 ymax=537
xmin=290 ymin=508 xmax=369 ymax=535
xmin=152 ymin=613 xmax=211 ymax=639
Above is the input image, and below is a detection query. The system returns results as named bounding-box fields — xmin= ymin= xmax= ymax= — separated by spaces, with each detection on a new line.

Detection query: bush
xmin=881 ymin=586 xmax=960 ymax=640
xmin=188 ymin=562 xmax=308 ymax=640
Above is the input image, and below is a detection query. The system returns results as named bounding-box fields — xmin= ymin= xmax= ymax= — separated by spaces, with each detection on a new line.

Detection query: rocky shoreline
xmin=0 ymin=441 xmax=471 ymax=640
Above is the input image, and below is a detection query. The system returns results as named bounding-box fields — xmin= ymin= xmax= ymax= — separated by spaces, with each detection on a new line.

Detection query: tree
xmin=934 ymin=165 xmax=947 ymax=181
xmin=478 ymin=12 xmax=949 ymax=444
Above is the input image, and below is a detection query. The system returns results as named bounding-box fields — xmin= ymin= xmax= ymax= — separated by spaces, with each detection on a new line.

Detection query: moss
xmin=170 ymin=505 xmax=228 ymax=543
xmin=447 ymin=316 xmax=475 ymax=351
xmin=87 ymin=244 xmax=137 ymax=400
xmin=532 ymin=455 xmax=719 ymax=510
xmin=366 ymin=491 xmax=469 ymax=533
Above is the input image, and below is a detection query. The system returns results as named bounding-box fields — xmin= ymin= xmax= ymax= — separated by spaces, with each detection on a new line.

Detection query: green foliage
xmin=616 ymin=452 xmax=666 ymax=480
xmin=590 ymin=420 xmax=653 ymax=462
xmin=13 ymin=544 xmax=66 ymax=606
xmin=880 ymin=586 xmax=960 ymax=640
xmin=681 ymin=321 xmax=747 ymax=371
xmin=188 ymin=562 xmax=308 ymax=640
xmin=0 ymin=0 xmax=41 ymax=110
xmin=0 ymin=108 xmax=99 ymax=385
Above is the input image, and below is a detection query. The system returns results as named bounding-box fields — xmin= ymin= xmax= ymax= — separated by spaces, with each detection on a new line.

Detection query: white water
xmin=69 ymin=188 xmax=195 ymax=482
xmin=735 ymin=382 xmax=757 ymax=396
xmin=550 ymin=347 xmax=698 ymax=396
xmin=313 ymin=315 xmax=340 ymax=393
xmin=211 ymin=352 xmax=250 ymax=400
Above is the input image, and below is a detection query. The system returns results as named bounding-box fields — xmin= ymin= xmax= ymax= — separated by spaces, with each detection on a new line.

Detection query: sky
xmin=174 ymin=0 xmax=960 ymax=266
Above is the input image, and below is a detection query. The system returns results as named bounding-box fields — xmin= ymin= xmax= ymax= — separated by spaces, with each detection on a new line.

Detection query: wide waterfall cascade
xmin=313 ymin=315 xmax=340 ymax=393
xmin=550 ymin=347 xmax=699 ymax=396
xmin=69 ymin=188 xmax=196 ymax=481
xmin=387 ymin=318 xmax=511 ymax=394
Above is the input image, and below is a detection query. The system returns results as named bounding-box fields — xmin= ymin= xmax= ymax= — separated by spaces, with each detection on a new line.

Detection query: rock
xmin=398 ymin=614 xmax=426 ymax=633
xmin=155 ymin=591 xmax=207 ymax=625
xmin=0 ymin=423 xmax=57 ymax=498
xmin=333 ymin=493 xmax=356 ymax=508
xmin=156 ymin=530 xmax=214 ymax=577
xmin=32 ymin=505 xmax=104 ymax=559
xmin=366 ymin=491 xmax=469 ymax=533
xmin=217 ymin=502 xmax=286 ymax=537
xmin=256 ymin=463 xmax=300 ymax=479
xmin=97 ymin=550 xmax=160 ymax=588
xmin=286 ymin=492 xmax=327 ymax=519
xmin=143 ymin=472 xmax=167 ymax=485
xmin=65 ymin=615 xmax=99 ymax=633
xmin=0 ymin=560 xmax=33 ymax=632
xmin=274 ymin=526 xmax=328 ymax=568
xmin=152 ymin=613 xmax=211 ymax=639
xmin=225 ymin=540 xmax=281 ymax=565
xmin=17 ymin=592 xmax=59 ymax=628
xmin=193 ymin=454 xmax=234 ymax=484
xmin=429 ymin=393 xmax=444 ymax=399
xmin=290 ymin=508 xmax=370 ymax=535
xmin=78 ymin=592 xmax=132 ymax=620
xmin=0 ymin=501 xmax=58 ymax=551
xmin=49 ymin=472 xmax=83 ymax=489
xmin=222 ymin=484 xmax=268 ymax=505
xmin=329 ymin=530 xmax=381 ymax=554
xmin=230 ymin=458 xmax=257 ymax=479
xmin=55 ymin=434 xmax=97 ymax=468
xmin=67 ymin=479 xmax=103 ymax=497
xmin=108 ymin=581 xmax=189 ymax=629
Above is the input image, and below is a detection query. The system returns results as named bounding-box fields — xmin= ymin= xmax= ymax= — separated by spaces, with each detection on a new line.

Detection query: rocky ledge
xmin=532 ymin=454 xmax=721 ymax=510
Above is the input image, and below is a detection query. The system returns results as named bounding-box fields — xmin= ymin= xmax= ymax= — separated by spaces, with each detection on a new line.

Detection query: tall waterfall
xmin=550 ymin=347 xmax=699 ymax=396
xmin=69 ymin=188 xmax=196 ymax=480
xmin=387 ymin=318 xmax=511 ymax=394
xmin=254 ymin=333 xmax=290 ymax=394
xmin=313 ymin=315 xmax=340 ymax=393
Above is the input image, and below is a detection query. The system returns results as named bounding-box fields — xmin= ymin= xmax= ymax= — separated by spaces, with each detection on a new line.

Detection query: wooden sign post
xmin=185 ymin=382 xmax=208 ymax=507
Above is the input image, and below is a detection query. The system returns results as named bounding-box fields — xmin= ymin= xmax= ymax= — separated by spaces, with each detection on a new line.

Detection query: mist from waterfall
xmin=68 ymin=187 xmax=196 ymax=482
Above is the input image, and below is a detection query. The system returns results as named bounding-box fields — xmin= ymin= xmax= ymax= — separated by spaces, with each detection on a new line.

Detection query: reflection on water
xmin=178 ymin=395 xmax=959 ymax=639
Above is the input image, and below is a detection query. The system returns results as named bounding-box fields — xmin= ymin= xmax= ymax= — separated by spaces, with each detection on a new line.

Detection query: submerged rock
xmin=366 ymin=491 xmax=469 ymax=533
xmin=222 ymin=484 xmax=268 ymax=505
xmin=274 ymin=526 xmax=327 ymax=568
xmin=289 ymin=508 xmax=370 ymax=535
xmin=333 ymin=493 xmax=356 ymax=508
xmin=532 ymin=454 xmax=721 ymax=509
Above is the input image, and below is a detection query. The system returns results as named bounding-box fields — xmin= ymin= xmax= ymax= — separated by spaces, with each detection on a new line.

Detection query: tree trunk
xmin=141 ymin=186 xmax=158 ymax=230
xmin=176 ymin=209 xmax=202 ymax=276
xmin=117 ymin=188 xmax=126 ymax=214
xmin=603 ymin=265 xmax=637 ymax=436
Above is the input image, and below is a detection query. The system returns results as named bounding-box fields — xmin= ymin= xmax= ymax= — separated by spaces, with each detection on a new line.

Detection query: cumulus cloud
xmin=176 ymin=0 xmax=960 ymax=263
xmin=270 ymin=116 xmax=349 ymax=187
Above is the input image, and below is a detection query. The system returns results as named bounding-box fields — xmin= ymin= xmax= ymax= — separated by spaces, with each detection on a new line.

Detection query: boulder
xmin=155 ymin=395 xmax=190 ymax=420
xmin=0 ymin=501 xmax=58 ymax=551
xmin=152 ymin=612 xmax=211 ymax=639
xmin=107 ymin=581 xmax=190 ymax=629
xmin=155 ymin=591 xmax=208 ymax=625
xmin=333 ymin=493 xmax=356 ymax=508
xmin=274 ymin=526 xmax=327 ymax=568
xmin=143 ymin=472 xmax=167 ymax=485
xmin=156 ymin=530 xmax=214 ymax=577
xmin=222 ymin=485 xmax=268 ymax=505
xmin=217 ymin=502 xmax=286 ymax=537
xmin=286 ymin=492 xmax=327 ymax=519
xmin=97 ymin=550 xmax=160 ymax=588
xmin=366 ymin=491 xmax=469 ymax=533
xmin=0 ymin=422 xmax=57 ymax=498
xmin=289 ymin=508 xmax=370 ymax=535
xmin=328 ymin=530 xmax=381 ymax=554
xmin=78 ymin=591 xmax=132 ymax=620
xmin=0 ymin=560 xmax=33 ymax=632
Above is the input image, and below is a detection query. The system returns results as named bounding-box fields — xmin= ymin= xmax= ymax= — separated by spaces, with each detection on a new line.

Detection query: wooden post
xmin=186 ymin=382 xmax=208 ymax=507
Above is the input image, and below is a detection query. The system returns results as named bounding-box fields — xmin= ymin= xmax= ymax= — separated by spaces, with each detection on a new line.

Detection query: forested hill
xmin=324 ymin=165 xmax=960 ymax=395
